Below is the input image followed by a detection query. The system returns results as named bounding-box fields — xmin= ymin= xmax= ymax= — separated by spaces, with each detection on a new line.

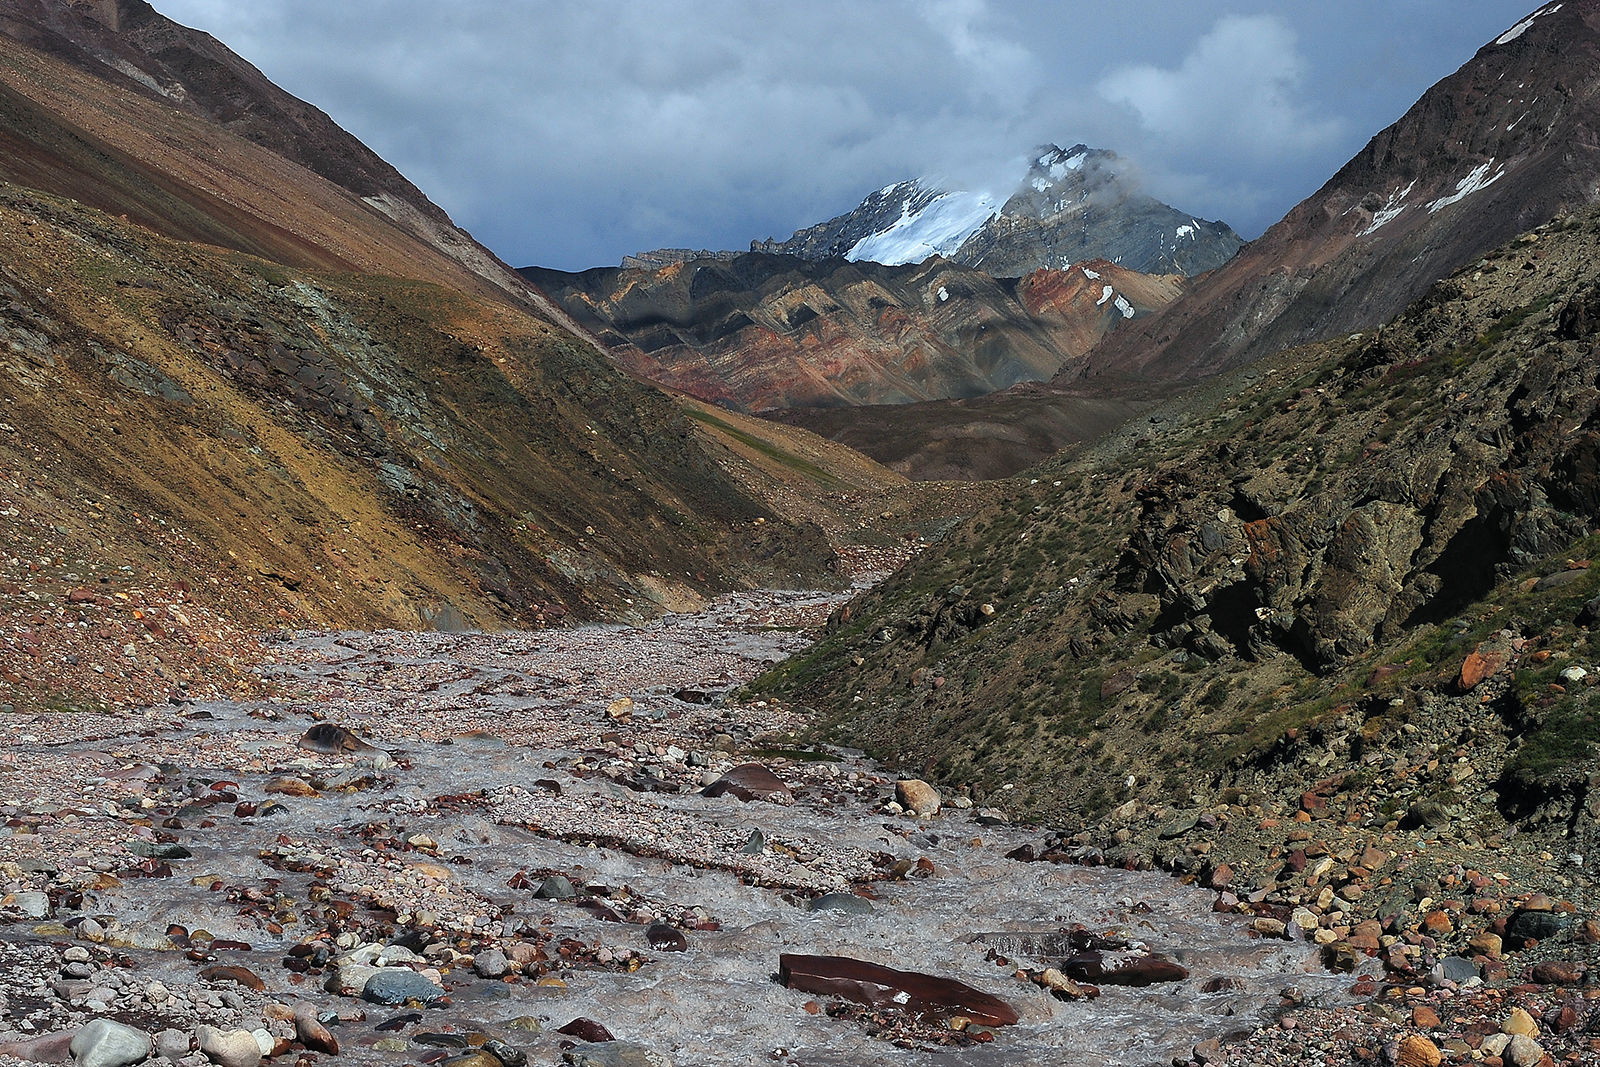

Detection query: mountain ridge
xmin=1073 ymin=0 xmax=1600 ymax=383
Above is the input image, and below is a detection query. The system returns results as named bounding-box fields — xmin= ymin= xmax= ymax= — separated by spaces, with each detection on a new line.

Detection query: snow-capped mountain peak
xmin=752 ymin=143 xmax=1242 ymax=277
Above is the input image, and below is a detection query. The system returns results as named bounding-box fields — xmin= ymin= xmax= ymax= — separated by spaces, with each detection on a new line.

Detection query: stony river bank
xmin=0 ymin=589 xmax=1595 ymax=1066
xmin=0 ymin=587 xmax=1361 ymax=1067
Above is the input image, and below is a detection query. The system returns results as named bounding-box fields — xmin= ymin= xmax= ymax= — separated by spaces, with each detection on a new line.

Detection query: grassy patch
xmin=684 ymin=408 xmax=848 ymax=489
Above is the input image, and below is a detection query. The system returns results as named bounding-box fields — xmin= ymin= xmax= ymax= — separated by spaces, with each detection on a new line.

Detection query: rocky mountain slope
xmin=1076 ymin=0 xmax=1600 ymax=383
xmin=0 ymin=1 xmax=909 ymax=715
xmin=0 ymin=0 xmax=594 ymax=335
xmin=760 ymin=204 xmax=1600 ymax=901
xmin=524 ymin=255 xmax=1182 ymax=411
xmin=753 ymin=144 xmax=1243 ymax=277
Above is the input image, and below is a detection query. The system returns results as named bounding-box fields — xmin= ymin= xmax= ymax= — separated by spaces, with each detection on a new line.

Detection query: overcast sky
xmin=154 ymin=1 xmax=1541 ymax=271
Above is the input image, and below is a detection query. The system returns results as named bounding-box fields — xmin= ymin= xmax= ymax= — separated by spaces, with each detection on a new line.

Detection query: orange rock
xmin=1412 ymin=1005 xmax=1442 ymax=1028
xmin=1458 ymin=646 xmax=1508 ymax=691
xmin=1395 ymin=1033 xmax=1442 ymax=1067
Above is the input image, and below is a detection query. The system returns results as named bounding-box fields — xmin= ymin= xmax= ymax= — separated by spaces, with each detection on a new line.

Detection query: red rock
xmin=1422 ymin=911 xmax=1454 ymax=935
xmin=1208 ymin=863 xmax=1234 ymax=889
xmin=293 ymin=1011 xmax=338 ymax=1055
xmin=0 ymin=1029 xmax=78 ymax=1063
xmin=778 ymin=953 xmax=1018 ymax=1026
xmin=1550 ymin=999 xmax=1583 ymax=1034
xmin=199 ymin=964 xmax=265 ymax=991
xmin=1412 ymin=1006 xmax=1442 ymax=1028
xmin=1530 ymin=961 xmax=1585 ymax=985
xmin=1300 ymin=791 xmax=1326 ymax=812
xmin=555 ymin=1018 xmax=615 ymax=1043
xmin=67 ymin=587 xmax=96 ymax=604
xmin=1458 ymin=647 xmax=1507 ymax=691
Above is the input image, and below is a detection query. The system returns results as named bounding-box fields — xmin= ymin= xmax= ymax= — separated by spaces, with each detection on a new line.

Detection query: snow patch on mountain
xmin=1497 ymin=4 xmax=1561 ymax=45
xmin=1428 ymin=162 xmax=1506 ymax=214
xmin=1360 ymin=180 xmax=1418 ymax=237
xmin=847 ymin=189 xmax=999 ymax=266
xmin=1113 ymin=294 xmax=1136 ymax=319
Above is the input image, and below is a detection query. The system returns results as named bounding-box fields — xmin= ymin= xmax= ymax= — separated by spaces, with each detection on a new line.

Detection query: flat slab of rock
xmin=700 ymin=763 xmax=791 ymax=803
xmin=562 ymin=1042 xmax=673 ymax=1067
xmin=778 ymin=953 xmax=1018 ymax=1026
xmin=1061 ymin=950 xmax=1189 ymax=986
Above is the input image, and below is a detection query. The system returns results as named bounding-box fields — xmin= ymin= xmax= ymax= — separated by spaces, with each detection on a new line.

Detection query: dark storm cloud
xmin=156 ymin=1 xmax=1539 ymax=270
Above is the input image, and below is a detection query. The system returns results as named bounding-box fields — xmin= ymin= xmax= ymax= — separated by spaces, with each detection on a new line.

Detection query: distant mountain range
xmin=523 ymin=255 xmax=1184 ymax=411
xmin=548 ymin=143 xmax=1233 ymax=413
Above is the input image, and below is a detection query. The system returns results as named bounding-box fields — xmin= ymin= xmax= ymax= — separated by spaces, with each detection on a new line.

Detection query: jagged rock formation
xmin=621 ymin=248 xmax=742 ymax=270
xmin=753 ymin=145 xmax=1242 ymax=277
xmin=523 ymin=255 xmax=1182 ymax=411
xmin=1076 ymin=1 xmax=1600 ymax=382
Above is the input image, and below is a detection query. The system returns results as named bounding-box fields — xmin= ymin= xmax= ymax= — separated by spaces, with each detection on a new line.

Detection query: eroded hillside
xmin=0 ymin=185 xmax=842 ymax=712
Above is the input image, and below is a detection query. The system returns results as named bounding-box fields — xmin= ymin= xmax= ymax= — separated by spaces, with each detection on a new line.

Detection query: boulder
xmin=645 ymin=924 xmax=687 ymax=952
xmin=473 ymin=949 xmax=510 ymax=978
xmin=297 ymin=722 xmax=378 ymax=754
xmin=194 ymin=1027 xmax=260 ymax=1067
xmin=554 ymin=1019 xmax=615 ymax=1043
xmin=291 ymin=1007 xmax=338 ymax=1055
xmin=700 ymin=764 xmax=791 ymax=803
xmin=806 ymin=892 xmax=873 ymax=916
xmin=1394 ymin=1034 xmax=1441 ymax=1067
xmin=1 ymin=1030 xmax=79 ymax=1063
xmin=361 ymin=969 xmax=446 ymax=1005
xmin=68 ymin=1020 xmax=150 ymax=1067
xmin=894 ymin=779 xmax=941 ymax=816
